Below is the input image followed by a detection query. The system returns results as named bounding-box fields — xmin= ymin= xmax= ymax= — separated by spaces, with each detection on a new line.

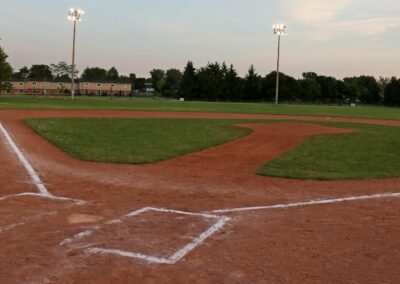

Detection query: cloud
xmin=281 ymin=0 xmax=400 ymax=39
xmin=282 ymin=0 xmax=350 ymax=23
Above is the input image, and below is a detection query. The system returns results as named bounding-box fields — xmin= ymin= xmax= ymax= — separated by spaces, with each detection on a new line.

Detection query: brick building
xmin=1 ymin=79 xmax=132 ymax=96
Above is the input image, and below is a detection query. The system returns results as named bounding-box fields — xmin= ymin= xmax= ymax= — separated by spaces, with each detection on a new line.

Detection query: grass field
xmin=258 ymin=122 xmax=400 ymax=180
xmin=24 ymin=118 xmax=400 ymax=180
xmin=2 ymin=95 xmax=400 ymax=120
xmin=25 ymin=118 xmax=251 ymax=164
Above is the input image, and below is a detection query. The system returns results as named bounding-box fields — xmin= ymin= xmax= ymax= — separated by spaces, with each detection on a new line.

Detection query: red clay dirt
xmin=0 ymin=110 xmax=399 ymax=283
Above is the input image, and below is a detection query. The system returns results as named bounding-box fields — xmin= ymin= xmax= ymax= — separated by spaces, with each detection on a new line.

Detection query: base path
xmin=0 ymin=110 xmax=399 ymax=283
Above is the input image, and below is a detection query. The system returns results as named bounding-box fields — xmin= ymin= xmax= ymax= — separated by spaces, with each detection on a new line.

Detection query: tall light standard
xmin=68 ymin=8 xmax=84 ymax=100
xmin=273 ymin=24 xmax=287 ymax=105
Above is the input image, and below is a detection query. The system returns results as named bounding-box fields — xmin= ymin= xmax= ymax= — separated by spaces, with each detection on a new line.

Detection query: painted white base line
xmin=209 ymin=192 xmax=400 ymax=214
xmin=0 ymin=122 xmax=86 ymax=205
xmin=62 ymin=207 xmax=230 ymax=265
xmin=0 ymin=192 xmax=86 ymax=205
xmin=0 ymin=122 xmax=50 ymax=196
xmin=0 ymin=211 xmax=57 ymax=234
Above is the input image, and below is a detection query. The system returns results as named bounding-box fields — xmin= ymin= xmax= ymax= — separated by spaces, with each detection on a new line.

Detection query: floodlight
xmin=272 ymin=23 xmax=287 ymax=105
xmin=68 ymin=8 xmax=85 ymax=100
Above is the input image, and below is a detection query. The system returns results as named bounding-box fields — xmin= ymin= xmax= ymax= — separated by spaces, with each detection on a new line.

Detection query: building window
xmin=97 ymin=83 xmax=101 ymax=87
xmin=32 ymin=82 xmax=37 ymax=86
xmin=84 ymin=83 xmax=89 ymax=86
xmin=19 ymin=82 xmax=24 ymax=86
xmin=111 ymin=84 xmax=115 ymax=87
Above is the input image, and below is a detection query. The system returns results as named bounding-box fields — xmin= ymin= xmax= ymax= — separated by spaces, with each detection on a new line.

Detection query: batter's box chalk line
xmin=0 ymin=122 xmax=86 ymax=206
xmin=61 ymin=192 xmax=400 ymax=265
xmin=61 ymin=207 xmax=231 ymax=265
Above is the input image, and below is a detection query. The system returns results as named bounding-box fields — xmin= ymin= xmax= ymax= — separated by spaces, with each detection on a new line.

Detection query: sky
xmin=1 ymin=0 xmax=399 ymax=78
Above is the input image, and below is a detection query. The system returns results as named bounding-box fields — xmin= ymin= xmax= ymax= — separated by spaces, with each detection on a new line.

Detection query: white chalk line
xmin=208 ymin=192 xmax=400 ymax=214
xmin=60 ymin=192 xmax=400 ymax=265
xmin=60 ymin=229 xmax=95 ymax=246
xmin=0 ymin=211 xmax=57 ymax=234
xmin=0 ymin=122 xmax=50 ymax=196
xmin=0 ymin=122 xmax=86 ymax=205
xmin=62 ymin=207 xmax=230 ymax=265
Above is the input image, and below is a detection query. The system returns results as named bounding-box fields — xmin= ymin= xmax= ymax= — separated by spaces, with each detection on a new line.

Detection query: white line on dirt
xmin=63 ymin=207 xmax=230 ymax=265
xmin=0 ymin=122 xmax=86 ymax=205
xmin=0 ymin=211 xmax=57 ymax=234
xmin=60 ymin=229 xmax=95 ymax=246
xmin=209 ymin=192 xmax=400 ymax=214
xmin=0 ymin=122 xmax=50 ymax=196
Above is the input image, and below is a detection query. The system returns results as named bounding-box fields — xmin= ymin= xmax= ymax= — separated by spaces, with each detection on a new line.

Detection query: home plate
xmin=61 ymin=207 xmax=230 ymax=264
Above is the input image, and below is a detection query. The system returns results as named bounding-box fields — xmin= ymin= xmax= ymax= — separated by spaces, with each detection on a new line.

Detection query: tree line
xmin=1 ymin=41 xmax=399 ymax=106
xmin=176 ymin=61 xmax=400 ymax=106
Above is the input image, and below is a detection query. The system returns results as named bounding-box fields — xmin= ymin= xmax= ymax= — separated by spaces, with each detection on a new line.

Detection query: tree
xmin=316 ymin=75 xmax=339 ymax=103
xmin=150 ymin=69 xmax=165 ymax=92
xmin=261 ymin=71 xmax=298 ymax=102
xmin=337 ymin=80 xmax=357 ymax=103
xmin=12 ymin=66 xmax=29 ymax=79
xmin=298 ymin=75 xmax=321 ymax=102
xmin=344 ymin=76 xmax=381 ymax=104
xmin=179 ymin=61 xmax=197 ymax=100
xmin=50 ymin=61 xmax=77 ymax=79
xmin=244 ymin=65 xmax=261 ymax=101
xmin=196 ymin=62 xmax=224 ymax=101
xmin=106 ymin=67 xmax=119 ymax=80
xmin=81 ymin=67 xmax=107 ymax=80
xmin=29 ymin=64 xmax=53 ymax=79
xmin=384 ymin=77 xmax=400 ymax=106
xmin=163 ymin=69 xmax=182 ymax=97
xmin=223 ymin=64 xmax=243 ymax=101
xmin=134 ymin=78 xmax=146 ymax=91
xmin=0 ymin=43 xmax=12 ymax=90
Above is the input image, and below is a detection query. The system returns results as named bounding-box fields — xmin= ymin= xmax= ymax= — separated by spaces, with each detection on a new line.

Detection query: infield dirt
xmin=0 ymin=110 xmax=399 ymax=283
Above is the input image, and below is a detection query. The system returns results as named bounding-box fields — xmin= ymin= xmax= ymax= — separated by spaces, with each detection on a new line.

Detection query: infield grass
xmin=2 ymin=95 xmax=400 ymax=120
xmin=24 ymin=117 xmax=400 ymax=180
xmin=24 ymin=118 xmax=251 ymax=164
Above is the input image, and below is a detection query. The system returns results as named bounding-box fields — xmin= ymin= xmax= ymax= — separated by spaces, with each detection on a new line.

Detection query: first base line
xmin=208 ymin=192 xmax=400 ymax=214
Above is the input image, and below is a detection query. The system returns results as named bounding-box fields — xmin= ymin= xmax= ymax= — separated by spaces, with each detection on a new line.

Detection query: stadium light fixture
xmin=273 ymin=24 xmax=287 ymax=105
xmin=68 ymin=8 xmax=85 ymax=100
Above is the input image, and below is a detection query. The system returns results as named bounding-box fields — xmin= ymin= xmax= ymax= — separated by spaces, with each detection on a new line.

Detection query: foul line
xmin=0 ymin=122 xmax=50 ymax=196
xmin=209 ymin=192 xmax=400 ymax=214
xmin=0 ymin=122 xmax=85 ymax=205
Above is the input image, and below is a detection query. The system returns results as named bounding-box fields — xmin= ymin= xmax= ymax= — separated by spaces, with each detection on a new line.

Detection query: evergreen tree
xmin=179 ymin=61 xmax=197 ymax=100
xmin=244 ymin=65 xmax=261 ymax=101
xmin=384 ymin=77 xmax=400 ymax=106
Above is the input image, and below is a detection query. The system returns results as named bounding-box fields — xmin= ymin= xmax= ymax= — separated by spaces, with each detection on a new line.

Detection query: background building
xmin=1 ymin=79 xmax=132 ymax=96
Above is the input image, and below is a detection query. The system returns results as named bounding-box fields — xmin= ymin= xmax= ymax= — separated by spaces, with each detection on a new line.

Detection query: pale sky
xmin=1 ymin=0 xmax=399 ymax=78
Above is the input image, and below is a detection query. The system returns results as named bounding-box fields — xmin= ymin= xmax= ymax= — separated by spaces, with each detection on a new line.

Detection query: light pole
xmin=273 ymin=24 xmax=287 ymax=105
xmin=68 ymin=8 xmax=84 ymax=100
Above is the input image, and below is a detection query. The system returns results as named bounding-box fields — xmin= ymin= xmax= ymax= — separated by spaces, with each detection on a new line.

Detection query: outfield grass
xmin=258 ymin=122 xmax=400 ymax=180
xmin=24 ymin=118 xmax=251 ymax=164
xmin=1 ymin=95 xmax=400 ymax=120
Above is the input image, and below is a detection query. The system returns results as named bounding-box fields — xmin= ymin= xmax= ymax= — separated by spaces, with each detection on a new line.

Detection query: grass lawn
xmin=24 ymin=118 xmax=251 ymax=164
xmin=257 ymin=122 xmax=400 ymax=180
xmin=25 ymin=118 xmax=400 ymax=180
xmin=1 ymin=95 xmax=400 ymax=120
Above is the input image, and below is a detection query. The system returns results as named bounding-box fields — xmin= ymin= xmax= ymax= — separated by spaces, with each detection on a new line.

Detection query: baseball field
xmin=0 ymin=96 xmax=399 ymax=283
